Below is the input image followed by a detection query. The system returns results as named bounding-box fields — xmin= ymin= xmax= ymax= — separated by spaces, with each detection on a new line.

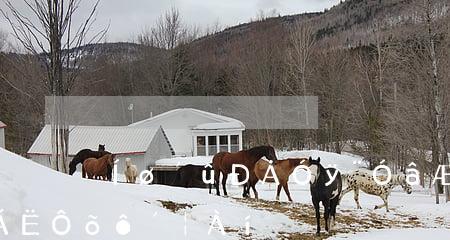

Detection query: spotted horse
xmin=340 ymin=169 xmax=412 ymax=212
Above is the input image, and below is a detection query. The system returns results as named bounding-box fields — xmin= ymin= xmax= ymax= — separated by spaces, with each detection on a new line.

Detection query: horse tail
xmin=69 ymin=155 xmax=82 ymax=175
xmin=341 ymin=173 xmax=349 ymax=186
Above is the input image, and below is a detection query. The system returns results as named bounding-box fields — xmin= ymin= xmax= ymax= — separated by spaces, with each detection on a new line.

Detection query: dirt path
xmin=155 ymin=197 xmax=447 ymax=240
xmin=236 ymin=198 xmax=425 ymax=239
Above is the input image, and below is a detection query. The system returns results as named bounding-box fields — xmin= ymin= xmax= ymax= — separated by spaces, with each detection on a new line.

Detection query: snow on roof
xmin=155 ymin=156 xmax=213 ymax=166
xmin=28 ymin=125 xmax=160 ymax=156
xmin=130 ymin=108 xmax=245 ymax=130
xmin=193 ymin=122 xmax=244 ymax=130
xmin=0 ymin=121 xmax=6 ymax=129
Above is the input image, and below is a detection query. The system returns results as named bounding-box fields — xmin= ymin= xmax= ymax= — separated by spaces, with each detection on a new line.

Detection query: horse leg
xmin=322 ymin=199 xmax=330 ymax=233
xmin=375 ymin=194 xmax=389 ymax=212
xmin=329 ymin=198 xmax=338 ymax=232
xmin=222 ymin=173 xmax=228 ymax=196
xmin=339 ymin=186 xmax=352 ymax=202
xmin=282 ymin=182 xmax=293 ymax=202
xmin=313 ymin=200 xmax=321 ymax=235
xmin=251 ymin=183 xmax=258 ymax=200
xmin=354 ymin=188 xmax=362 ymax=209
xmin=242 ymin=183 xmax=249 ymax=198
xmin=276 ymin=184 xmax=282 ymax=201
xmin=214 ymin=170 xmax=221 ymax=196
xmin=82 ymin=166 xmax=86 ymax=179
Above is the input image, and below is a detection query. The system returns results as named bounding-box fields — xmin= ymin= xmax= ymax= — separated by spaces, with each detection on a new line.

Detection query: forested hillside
xmin=0 ymin=0 xmax=449 ymax=178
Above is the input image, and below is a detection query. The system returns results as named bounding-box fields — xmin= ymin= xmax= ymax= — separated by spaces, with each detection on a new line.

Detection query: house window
xmin=219 ymin=135 xmax=228 ymax=152
xmin=208 ymin=136 xmax=217 ymax=155
xmin=231 ymin=135 xmax=239 ymax=152
xmin=197 ymin=136 xmax=206 ymax=156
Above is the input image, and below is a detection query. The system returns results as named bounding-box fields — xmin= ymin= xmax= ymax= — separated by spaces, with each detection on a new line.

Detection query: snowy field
xmin=0 ymin=148 xmax=449 ymax=240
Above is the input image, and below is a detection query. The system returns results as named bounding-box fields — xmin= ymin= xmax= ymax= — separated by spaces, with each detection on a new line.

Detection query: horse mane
xmin=310 ymin=161 xmax=326 ymax=182
xmin=246 ymin=146 xmax=271 ymax=159
xmin=286 ymin=158 xmax=308 ymax=169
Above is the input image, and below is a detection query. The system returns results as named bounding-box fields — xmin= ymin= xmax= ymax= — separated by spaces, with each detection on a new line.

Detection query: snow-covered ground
xmin=0 ymin=148 xmax=448 ymax=240
xmin=329 ymin=228 xmax=450 ymax=240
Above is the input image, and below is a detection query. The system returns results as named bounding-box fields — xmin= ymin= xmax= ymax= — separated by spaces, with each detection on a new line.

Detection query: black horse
xmin=172 ymin=164 xmax=213 ymax=192
xmin=69 ymin=145 xmax=112 ymax=180
xmin=308 ymin=157 xmax=342 ymax=236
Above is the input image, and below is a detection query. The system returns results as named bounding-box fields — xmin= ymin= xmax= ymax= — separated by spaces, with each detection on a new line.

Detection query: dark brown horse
xmin=212 ymin=146 xmax=277 ymax=197
xmin=82 ymin=154 xmax=115 ymax=180
xmin=69 ymin=145 xmax=112 ymax=180
xmin=172 ymin=164 xmax=213 ymax=191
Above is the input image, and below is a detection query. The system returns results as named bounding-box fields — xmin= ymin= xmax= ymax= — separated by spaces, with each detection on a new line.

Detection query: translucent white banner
xmin=45 ymin=96 xmax=318 ymax=129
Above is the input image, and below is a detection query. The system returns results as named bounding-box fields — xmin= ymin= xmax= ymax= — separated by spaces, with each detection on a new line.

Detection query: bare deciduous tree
xmin=0 ymin=29 xmax=7 ymax=51
xmin=138 ymin=7 xmax=198 ymax=95
xmin=1 ymin=0 xmax=106 ymax=173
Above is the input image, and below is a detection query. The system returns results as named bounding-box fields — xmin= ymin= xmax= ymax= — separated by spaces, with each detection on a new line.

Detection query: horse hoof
xmin=374 ymin=206 xmax=378 ymax=210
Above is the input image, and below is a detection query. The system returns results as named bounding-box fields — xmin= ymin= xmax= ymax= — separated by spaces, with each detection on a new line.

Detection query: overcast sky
xmin=1 ymin=0 xmax=341 ymax=43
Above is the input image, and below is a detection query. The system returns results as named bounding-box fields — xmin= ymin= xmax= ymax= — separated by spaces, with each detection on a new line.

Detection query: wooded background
xmin=0 ymin=0 xmax=449 ymax=184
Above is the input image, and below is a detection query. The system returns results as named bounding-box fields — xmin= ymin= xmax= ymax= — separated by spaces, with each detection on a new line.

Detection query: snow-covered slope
xmin=1 ymin=148 xmax=448 ymax=240
xmin=0 ymin=148 xmax=300 ymax=239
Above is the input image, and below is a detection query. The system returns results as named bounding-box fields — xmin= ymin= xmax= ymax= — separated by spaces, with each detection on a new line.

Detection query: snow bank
xmin=278 ymin=150 xmax=366 ymax=172
xmin=155 ymin=156 xmax=212 ymax=166
xmin=0 ymin=148 xmax=303 ymax=239
xmin=155 ymin=149 xmax=365 ymax=171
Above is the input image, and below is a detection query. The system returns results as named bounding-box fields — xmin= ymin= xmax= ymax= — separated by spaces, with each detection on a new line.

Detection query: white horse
xmin=124 ymin=158 xmax=138 ymax=183
xmin=340 ymin=169 xmax=412 ymax=212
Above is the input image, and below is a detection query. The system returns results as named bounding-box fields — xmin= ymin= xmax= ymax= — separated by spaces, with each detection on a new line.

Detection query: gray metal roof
xmin=28 ymin=125 xmax=160 ymax=156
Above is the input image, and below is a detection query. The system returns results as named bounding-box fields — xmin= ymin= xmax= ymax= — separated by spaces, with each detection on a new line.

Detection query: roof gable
xmin=129 ymin=108 xmax=245 ymax=129
xmin=0 ymin=121 xmax=6 ymax=129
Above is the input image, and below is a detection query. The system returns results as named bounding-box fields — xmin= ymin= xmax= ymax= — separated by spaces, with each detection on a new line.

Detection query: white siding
xmin=145 ymin=128 xmax=173 ymax=166
xmin=114 ymin=154 xmax=146 ymax=174
xmin=130 ymin=108 xmax=245 ymax=157
xmin=30 ymin=155 xmax=52 ymax=168
xmin=0 ymin=128 xmax=4 ymax=149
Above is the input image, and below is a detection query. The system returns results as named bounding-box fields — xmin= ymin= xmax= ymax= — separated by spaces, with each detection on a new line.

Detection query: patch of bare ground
xmin=157 ymin=200 xmax=195 ymax=213
xmin=235 ymin=198 xmax=424 ymax=239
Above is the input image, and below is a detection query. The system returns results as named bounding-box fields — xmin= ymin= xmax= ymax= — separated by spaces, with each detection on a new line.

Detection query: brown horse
xmin=254 ymin=158 xmax=309 ymax=202
xmin=212 ymin=146 xmax=277 ymax=197
xmin=82 ymin=154 xmax=114 ymax=180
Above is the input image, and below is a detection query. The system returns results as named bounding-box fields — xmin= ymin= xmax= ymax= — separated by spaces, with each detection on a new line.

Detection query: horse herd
xmin=68 ymin=145 xmax=413 ymax=236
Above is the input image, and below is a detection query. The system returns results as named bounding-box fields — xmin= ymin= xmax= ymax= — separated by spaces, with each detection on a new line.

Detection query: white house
xmin=27 ymin=108 xmax=245 ymax=183
xmin=129 ymin=108 xmax=245 ymax=157
xmin=0 ymin=121 xmax=6 ymax=149
xmin=27 ymin=125 xmax=173 ymax=173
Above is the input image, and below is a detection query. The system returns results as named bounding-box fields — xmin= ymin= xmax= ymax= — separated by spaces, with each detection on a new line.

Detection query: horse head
xmin=68 ymin=161 xmax=77 ymax=175
xmin=98 ymin=144 xmax=105 ymax=152
xmin=105 ymin=154 xmax=115 ymax=167
xmin=397 ymin=174 xmax=412 ymax=194
xmin=248 ymin=145 xmax=277 ymax=163
xmin=308 ymin=156 xmax=321 ymax=184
